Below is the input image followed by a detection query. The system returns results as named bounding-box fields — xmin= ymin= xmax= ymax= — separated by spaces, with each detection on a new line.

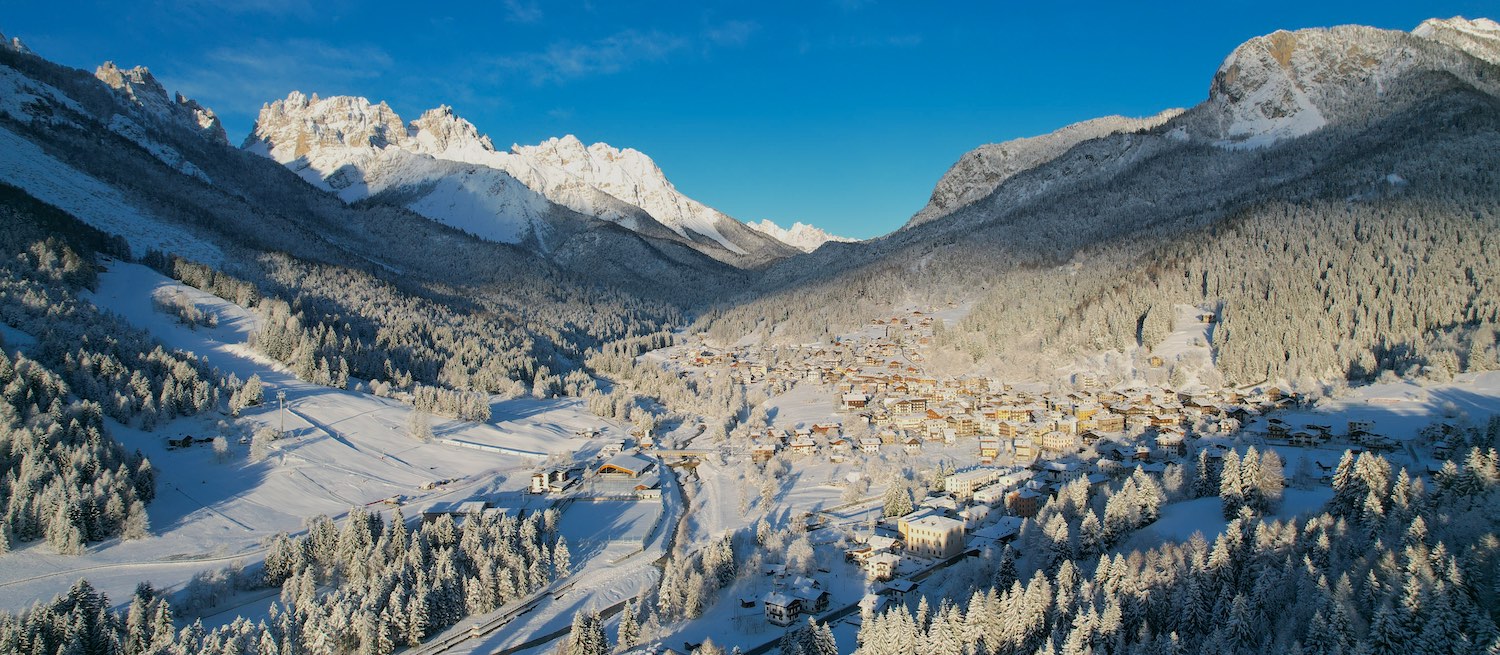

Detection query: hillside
xmin=699 ymin=18 xmax=1500 ymax=387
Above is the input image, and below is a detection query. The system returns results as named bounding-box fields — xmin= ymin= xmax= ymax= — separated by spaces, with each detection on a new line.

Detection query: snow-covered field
xmin=0 ymin=263 xmax=623 ymax=614
xmin=1120 ymin=487 xmax=1334 ymax=551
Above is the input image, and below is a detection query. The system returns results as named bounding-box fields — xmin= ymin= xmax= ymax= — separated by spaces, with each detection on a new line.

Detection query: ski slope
xmin=0 ymin=262 xmax=625 ymax=613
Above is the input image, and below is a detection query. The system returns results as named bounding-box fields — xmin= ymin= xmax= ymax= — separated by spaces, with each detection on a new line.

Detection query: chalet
xmin=903 ymin=436 xmax=923 ymax=455
xmin=960 ymin=504 xmax=991 ymax=528
xmin=859 ymin=437 xmax=883 ymax=454
xmin=751 ymin=442 xmax=778 ymax=463
xmin=946 ymin=414 xmax=979 ymax=438
xmin=1037 ymin=460 xmax=1085 ymax=484
xmin=882 ymin=578 xmax=918 ymax=605
xmin=1288 ymin=430 xmax=1321 ymax=447
xmin=763 ymin=592 xmax=801 ymax=626
xmin=1155 ymin=433 xmax=1187 ymax=457
xmin=863 ymin=552 xmax=900 ymax=580
xmin=789 ymin=437 xmax=818 ymax=456
xmin=892 ymin=413 xmax=926 ymax=430
xmin=530 ymin=469 xmax=572 ymax=494
xmin=977 ymin=437 xmax=1001 ymax=459
xmin=1013 ymin=437 xmax=1035 ymax=460
xmin=597 ymin=453 xmax=654 ymax=479
xmin=1151 ymin=413 xmax=1184 ymax=428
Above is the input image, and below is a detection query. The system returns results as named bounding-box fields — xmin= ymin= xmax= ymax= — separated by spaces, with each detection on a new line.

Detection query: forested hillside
xmin=697 ymin=50 xmax=1500 ymax=387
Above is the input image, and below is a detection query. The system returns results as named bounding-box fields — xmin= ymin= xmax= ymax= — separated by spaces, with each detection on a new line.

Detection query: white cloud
xmin=703 ymin=20 xmax=758 ymax=47
xmin=496 ymin=29 xmax=689 ymax=84
xmin=503 ymin=0 xmax=544 ymax=24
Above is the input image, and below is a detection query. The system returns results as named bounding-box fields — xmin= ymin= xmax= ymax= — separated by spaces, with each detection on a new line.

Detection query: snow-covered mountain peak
xmin=509 ymin=136 xmax=755 ymax=254
xmin=247 ymin=92 xmax=410 ymax=158
xmin=1414 ymin=16 xmax=1500 ymax=64
xmin=0 ymin=31 xmax=28 ymax=54
xmin=410 ymin=105 xmax=496 ymax=159
xmin=1202 ymin=21 xmax=1500 ymax=148
xmin=746 ymin=219 xmax=854 ymax=252
xmin=247 ymin=93 xmax=794 ymax=261
xmin=94 ymin=61 xmax=227 ymax=145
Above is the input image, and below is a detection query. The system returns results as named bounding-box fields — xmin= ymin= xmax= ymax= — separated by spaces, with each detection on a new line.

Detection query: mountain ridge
xmin=244 ymin=92 xmax=804 ymax=265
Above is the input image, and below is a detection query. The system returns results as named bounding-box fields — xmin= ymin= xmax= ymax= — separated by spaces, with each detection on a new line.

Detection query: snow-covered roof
xmin=906 ymin=515 xmax=965 ymax=532
xmin=599 ymin=452 xmax=654 ymax=475
xmin=763 ymin=591 xmax=796 ymax=607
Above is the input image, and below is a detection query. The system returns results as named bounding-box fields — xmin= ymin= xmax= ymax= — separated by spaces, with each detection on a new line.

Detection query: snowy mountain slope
xmin=745 ymin=219 xmax=854 ymax=252
xmin=1190 ymin=21 xmax=1500 ymax=148
xmin=1 ymin=41 xmax=749 ymax=306
xmin=733 ymin=17 xmax=1500 ymax=359
xmin=906 ymin=110 xmax=1183 ymax=228
xmin=94 ymin=61 xmax=228 ymax=145
xmin=246 ymin=94 xmax=798 ymax=263
xmin=0 ymin=124 xmax=223 ymax=264
xmin=1413 ymin=16 xmax=1500 ymax=65
xmin=896 ymin=18 xmax=1500 ymax=237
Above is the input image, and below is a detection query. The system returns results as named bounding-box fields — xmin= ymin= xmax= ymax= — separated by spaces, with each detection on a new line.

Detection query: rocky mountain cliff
xmin=244 ymin=94 xmax=800 ymax=264
xmin=904 ymin=17 xmax=1500 ymax=230
xmin=906 ymin=110 xmax=1182 ymax=228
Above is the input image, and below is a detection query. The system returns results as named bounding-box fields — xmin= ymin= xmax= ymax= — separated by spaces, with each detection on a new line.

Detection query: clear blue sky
xmin=2 ymin=1 xmax=1489 ymax=238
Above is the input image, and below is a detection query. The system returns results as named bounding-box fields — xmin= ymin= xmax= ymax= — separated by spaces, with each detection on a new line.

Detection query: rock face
xmin=1413 ymin=16 xmax=1500 ymax=65
xmin=94 ymin=62 xmax=227 ymax=145
xmin=244 ymin=93 xmax=800 ymax=262
xmin=907 ymin=17 xmax=1500 ymax=232
xmin=745 ymin=219 xmax=854 ymax=252
xmin=907 ymin=110 xmax=1182 ymax=228
xmin=1197 ymin=21 xmax=1500 ymax=147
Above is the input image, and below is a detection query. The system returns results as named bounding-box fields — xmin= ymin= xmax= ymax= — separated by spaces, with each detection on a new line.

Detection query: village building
xmin=901 ymin=515 xmax=967 ymax=559
xmin=944 ymin=467 xmax=1004 ymax=500
xmin=596 ymin=453 xmax=655 ymax=479
xmin=1007 ymin=488 xmax=1043 ymax=518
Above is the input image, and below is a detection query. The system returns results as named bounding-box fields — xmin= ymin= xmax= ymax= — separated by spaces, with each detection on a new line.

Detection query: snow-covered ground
xmin=0 ymin=262 xmax=624 ymax=614
xmin=1283 ymin=372 xmax=1500 ymax=441
xmin=1120 ymin=487 xmax=1334 ymax=551
xmin=0 ymin=125 xmax=223 ymax=264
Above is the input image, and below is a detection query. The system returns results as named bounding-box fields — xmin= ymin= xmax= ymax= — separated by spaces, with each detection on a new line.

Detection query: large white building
xmin=944 ymin=467 xmax=1002 ymax=499
xmin=902 ymin=515 xmax=966 ymax=559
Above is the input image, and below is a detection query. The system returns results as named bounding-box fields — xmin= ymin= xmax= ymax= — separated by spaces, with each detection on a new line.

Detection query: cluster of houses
xmin=669 ymin=310 xmax=1331 ymax=471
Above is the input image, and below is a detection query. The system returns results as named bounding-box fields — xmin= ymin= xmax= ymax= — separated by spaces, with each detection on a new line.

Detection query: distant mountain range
xmin=243 ymin=92 xmax=846 ymax=265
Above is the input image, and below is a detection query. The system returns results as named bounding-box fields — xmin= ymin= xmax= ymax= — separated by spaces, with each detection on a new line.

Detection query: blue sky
xmin=2 ymin=1 xmax=1489 ymax=238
